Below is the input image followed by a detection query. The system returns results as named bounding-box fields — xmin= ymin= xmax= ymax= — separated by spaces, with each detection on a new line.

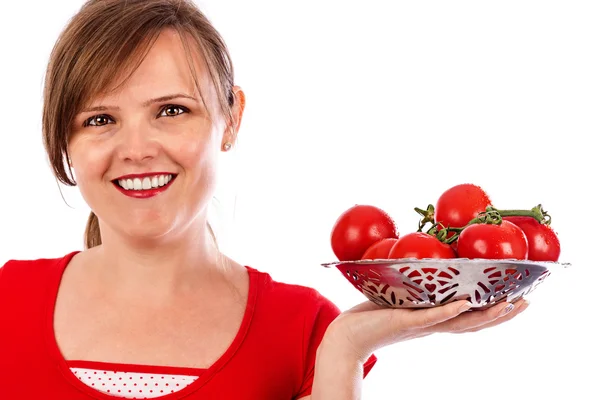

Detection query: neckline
xmin=44 ymin=250 xmax=260 ymax=399
xmin=66 ymin=359 xmax=206 ymax=376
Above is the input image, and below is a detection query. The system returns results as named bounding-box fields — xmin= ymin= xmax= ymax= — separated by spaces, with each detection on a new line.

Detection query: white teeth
xmin=117 ymin=174 xmax=174 ymax=191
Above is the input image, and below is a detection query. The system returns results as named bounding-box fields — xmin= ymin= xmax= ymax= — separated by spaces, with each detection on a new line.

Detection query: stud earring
xmin=223 ymin=142 xmax=232 ymax=151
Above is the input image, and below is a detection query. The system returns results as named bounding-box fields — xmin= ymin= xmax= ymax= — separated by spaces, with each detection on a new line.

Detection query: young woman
xmin=0 ymin=0 xmax=528 ymax=398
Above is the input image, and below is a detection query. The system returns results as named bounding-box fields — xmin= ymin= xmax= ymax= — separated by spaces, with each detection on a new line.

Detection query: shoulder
xmin=0 ymin=252 xmax=78 ymax=310
xmin=1 ymin=251 xmax=79 ymax=283
xmin=1 ymin=251 xmax=78 ymax=269
xmin=250 ymin=267 xmax=340 ymax=309
xmin=247 ymin=267 xmax=342 ymax=328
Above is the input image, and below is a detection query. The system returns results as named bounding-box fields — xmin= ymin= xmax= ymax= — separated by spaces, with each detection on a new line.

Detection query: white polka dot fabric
xmin=70 ymin=367 xmax=199 ymax=398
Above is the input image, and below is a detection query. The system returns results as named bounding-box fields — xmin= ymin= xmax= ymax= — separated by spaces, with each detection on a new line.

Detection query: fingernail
xmin=459 ymin=302 xmax=473 ymax=313
xmin=503 ymin=303 xmax=515 ymax=315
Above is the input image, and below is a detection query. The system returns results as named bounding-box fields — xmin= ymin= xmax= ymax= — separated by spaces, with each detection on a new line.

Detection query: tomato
xmin=456 ymin=220 xmax=528 ymax=260
xmin=434 ymin=184 xmax=493 ymax=234
xmin=361 ymin=238 xmax=398 ymax=260
xmin=388 ymin=232 xmax=456 ymax=259
xmin=503 ymin=216 xmax=560 ymax=261
xmin=331 ymin=205 xmax=398 ymax=261
xmin=450 ymin=240 xmax=459 ymax=255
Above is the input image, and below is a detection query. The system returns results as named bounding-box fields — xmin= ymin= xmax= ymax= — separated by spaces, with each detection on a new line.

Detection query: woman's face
xmin=68 ymin=29 xmax=240 ymax=243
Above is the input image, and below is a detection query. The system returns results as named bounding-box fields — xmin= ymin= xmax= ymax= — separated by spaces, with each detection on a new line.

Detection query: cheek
xmin=169 ymin=126 xmax=219 ymax=170
xmin=69 ymin=139 xmax=113 ymax=191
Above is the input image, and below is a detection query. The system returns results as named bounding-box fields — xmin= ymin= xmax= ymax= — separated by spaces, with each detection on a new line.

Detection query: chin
xmin=116 ymin=213 xmax=178 ymax=242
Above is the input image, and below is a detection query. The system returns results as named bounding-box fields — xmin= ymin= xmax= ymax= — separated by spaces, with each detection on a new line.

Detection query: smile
xmin=112 ymin=173 xmax=177 ymax=199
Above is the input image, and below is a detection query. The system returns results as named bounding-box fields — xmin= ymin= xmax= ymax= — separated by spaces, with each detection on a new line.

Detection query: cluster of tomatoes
xmin=330 ymin=183 xmax=561 ymax=262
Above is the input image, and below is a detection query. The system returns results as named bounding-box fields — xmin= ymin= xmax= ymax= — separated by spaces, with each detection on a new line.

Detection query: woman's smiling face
xmin=68 ymin=29 xmax=236 ymax=243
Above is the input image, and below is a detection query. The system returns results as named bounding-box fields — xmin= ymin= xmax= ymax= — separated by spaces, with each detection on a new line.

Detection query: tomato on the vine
xmin=388 ymin=232 xmax=456 ymax=259
xmin=503 ymin=216 xmax=560 ymax=261
xmin=434 ymin=183 xmax=492 ymax=233
xmin=331 ymin=205 xmax=398 ymax=261
xmin=456 ymin=220 xmax=528 ymax=260
xmin=361 ymin=238 xmax=398 ymax=260
xmin=450 ymin=240 xmax=459 ymax=254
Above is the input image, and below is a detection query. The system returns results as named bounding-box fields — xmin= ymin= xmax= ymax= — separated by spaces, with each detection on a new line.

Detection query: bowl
xmin=322 ymin=258 xmax=569 ymax=309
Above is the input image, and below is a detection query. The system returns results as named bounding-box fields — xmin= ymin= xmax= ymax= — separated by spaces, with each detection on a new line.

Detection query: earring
xmin=223 ymin=142 xmax=232 ymax=151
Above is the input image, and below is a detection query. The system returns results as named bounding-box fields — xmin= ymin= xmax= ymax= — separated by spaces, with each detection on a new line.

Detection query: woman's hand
xmin=322 ymin=298 xmax=529 ymax=363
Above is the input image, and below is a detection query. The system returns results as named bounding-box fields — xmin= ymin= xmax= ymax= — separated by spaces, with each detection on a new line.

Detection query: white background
xmin=1 ymin=0 xmax=598 ymax=398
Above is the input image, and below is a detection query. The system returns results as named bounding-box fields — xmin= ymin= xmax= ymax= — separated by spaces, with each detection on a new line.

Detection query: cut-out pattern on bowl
xmin=322 ymin=258 xmax=567 ymax=309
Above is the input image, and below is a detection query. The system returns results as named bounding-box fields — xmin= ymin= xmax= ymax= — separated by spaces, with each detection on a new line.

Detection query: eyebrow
xmin=80 ymin=93 xmax=198 ymax=113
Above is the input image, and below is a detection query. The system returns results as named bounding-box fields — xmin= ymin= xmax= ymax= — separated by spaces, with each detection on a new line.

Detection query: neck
xmin=89 ymin=218 xmax=228 ymax=305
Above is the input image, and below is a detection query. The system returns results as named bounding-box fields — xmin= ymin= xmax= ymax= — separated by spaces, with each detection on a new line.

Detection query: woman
xmin=0 ymin=0 xmax=528 ymax=398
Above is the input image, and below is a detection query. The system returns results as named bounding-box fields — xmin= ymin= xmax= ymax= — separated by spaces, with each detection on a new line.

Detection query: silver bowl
xmin=322 ymin=258 xmax=569 ymax=309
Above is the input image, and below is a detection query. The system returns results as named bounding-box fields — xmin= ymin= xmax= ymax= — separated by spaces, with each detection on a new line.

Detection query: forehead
xmin=89 ymin=29 xmax=215 ymax=106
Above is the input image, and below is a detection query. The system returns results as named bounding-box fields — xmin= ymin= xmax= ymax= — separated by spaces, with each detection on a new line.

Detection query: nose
xmin=115 ymin=120 xmax=161 ymax=163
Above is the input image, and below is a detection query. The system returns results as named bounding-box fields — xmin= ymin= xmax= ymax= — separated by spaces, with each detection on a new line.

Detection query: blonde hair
xmin=42 ymin=0 xmax=236 ymax=249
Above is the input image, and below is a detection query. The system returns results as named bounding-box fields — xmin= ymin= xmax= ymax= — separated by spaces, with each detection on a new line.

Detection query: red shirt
xmin=0 ymin=251 xmax=376 ymax=399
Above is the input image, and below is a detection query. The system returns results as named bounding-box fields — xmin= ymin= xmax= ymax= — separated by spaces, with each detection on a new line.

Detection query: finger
xmin=431 ymin=299 xmax=526 ymax=333
xmin=397 ymin=300 xmax=473 ymax=329
xmin=459 ymin=299 xmax=529 ymax=333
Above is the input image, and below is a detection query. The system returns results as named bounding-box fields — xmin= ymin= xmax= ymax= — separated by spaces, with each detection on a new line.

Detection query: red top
xmin=0 ymin=251 xmax=376 ymax=399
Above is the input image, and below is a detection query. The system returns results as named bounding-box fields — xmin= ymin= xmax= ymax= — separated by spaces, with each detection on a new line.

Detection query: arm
xmin=308 ymin=341 xmax=364 ymax=400
xmin=294 ymin=290 xmax=377 ymax=400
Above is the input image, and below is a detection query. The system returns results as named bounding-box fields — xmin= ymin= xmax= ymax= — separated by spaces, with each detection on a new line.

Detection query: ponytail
xmin=83 ymin=211 xmax=218 ymax=250
xmin=84 ymin=211 xmax=102 ymax=249
xmin=207 ymin=220 xmax=219 ymax=250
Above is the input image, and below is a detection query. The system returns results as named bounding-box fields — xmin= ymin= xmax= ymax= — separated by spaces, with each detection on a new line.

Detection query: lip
xmin=113 ymin=175 xmax=177 ymax=199
xmin=114 ymin=172 xmax=176 ymax=181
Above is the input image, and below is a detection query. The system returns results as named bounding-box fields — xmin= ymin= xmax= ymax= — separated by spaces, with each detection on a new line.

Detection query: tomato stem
xmin=437 ymin=209 xmax=503 ymax=243
xmin=414 ymin=204 xmax=435 ymax=232
xmin=491 ymin=204 xmax=551 ymax=225
xmin=418 ymin=204 xmax=552 ymax=244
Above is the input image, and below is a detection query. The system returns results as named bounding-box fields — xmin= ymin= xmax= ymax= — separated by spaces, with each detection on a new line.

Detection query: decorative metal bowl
xmin=322 ymin=258 xmax=569 ymax=309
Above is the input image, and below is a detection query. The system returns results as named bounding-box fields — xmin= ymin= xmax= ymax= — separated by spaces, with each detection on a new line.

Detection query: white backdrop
xmin=1 ymin=0 xmax=598 ymax=398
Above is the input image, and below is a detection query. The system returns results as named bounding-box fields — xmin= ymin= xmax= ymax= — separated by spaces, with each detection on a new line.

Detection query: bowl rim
xmin=321 ymin=257 xmax=571 ymax=269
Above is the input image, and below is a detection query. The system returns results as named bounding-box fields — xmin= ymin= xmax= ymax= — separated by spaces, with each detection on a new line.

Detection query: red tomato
xmin=503 ymin=216 xmax=561 ymax=261
xmin=457 ymin=220 xmax=528 ymax=260
xmin=331 ymin=205 xmax=398 ymax=261
xmin=450 ymin=240 xmax=459 ymax=255
xmin=361 ymin=238 xmax=398 ymax=260
xmin=434 ymin=184 xmax=493 ymax=233
xmin=388 ymin=232 xmax=456 ymax=259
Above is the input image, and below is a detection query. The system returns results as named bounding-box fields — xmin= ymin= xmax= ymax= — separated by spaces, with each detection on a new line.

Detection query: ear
xmin=221 ymin=86 xmax=246 ymax=151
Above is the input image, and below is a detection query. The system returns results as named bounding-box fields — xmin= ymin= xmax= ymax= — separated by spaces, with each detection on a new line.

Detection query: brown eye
xmin=160 ymin=105 xmax=188 ymax=118
xmin=84 ymin=115 xmax=113 ymax=127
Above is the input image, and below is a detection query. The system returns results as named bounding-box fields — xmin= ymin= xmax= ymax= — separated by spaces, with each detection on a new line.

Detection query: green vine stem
xmin=414 ymin=204 xmax=435 ymax=232
xmin=490 ymin=204 xmax=552 ymax=225
xmin=415 ymin=204 xmax=553 ymax=244
xmin=439 ymin=210 xmax=502 ymax=244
